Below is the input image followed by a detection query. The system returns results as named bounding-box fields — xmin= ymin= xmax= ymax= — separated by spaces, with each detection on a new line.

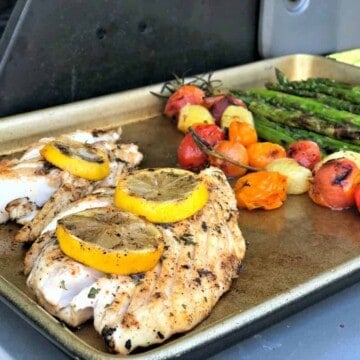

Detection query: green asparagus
xmin=254 ymin=116 xmax=360 ymax=153
xmin=275 ymin=68 xmax=360 ymax=103
xmin=275 ymin=68 xmax=356 ymax=91
xmin=252 ymin=117 xmax=297 ymax=148
xmin=274 ymin=68 xmax=290 ymax=85
xmin=248 ymin=101 xmax=360 ymax=141
xmin=246 ymin=89 xmax=360 ymax=127
xmin=231 ymin=69 xmax=360 ymax=153
xmin=265 ymin=82 xmax=360 ymax=114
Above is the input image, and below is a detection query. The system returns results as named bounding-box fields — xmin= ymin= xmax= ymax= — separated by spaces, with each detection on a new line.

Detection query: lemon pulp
xmin=56 ymin=206 xmax=164 ymax=274
xmin=114 ymin=168 xmax=209 ymax=223
xmin=40 ymin=139 xmax=110 ymax=180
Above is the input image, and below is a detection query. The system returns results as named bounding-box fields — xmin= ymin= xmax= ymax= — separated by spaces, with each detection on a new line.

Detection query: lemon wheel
xmin=40 ymin=139 xmax=110 ymax=180
xmin=114 ymin=168 xmax=209 ymax=223
xmin=56 ymin=207 xmax=164 ymax=275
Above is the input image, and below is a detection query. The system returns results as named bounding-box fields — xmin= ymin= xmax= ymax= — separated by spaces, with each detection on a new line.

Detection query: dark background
xmin=0 ymin=0 xmax=260 ymax=117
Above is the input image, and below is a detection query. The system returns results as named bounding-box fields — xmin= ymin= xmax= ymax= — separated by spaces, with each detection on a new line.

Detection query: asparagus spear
xmin=253 ymin=117 xmax=297 ymax=148
xmin=275 ymin=68 xmax=360 ymax=103
xmin=248 ymin=101 xmax=360 ymax=141
xmin=265 ymin=82 xmax=360 ymax=114
xmin=246 ymin=89 xmax=360 ymax=127
xmin=275 ymin=68 xmax=357 ymax=91
xmin=231 ymin=72 xmax=360 ymax=151
xmin=315 ymin=93 xmax=360 ymax=113
xmin=275 ymin=68 xmax=290 ymax=85
xmin=230 ymin=89 xmax=256 ymax=105
xmin=254 ymin=116 xmax=360 ymax=153
xmin=266 ymin=82 xmax=314 ymax=97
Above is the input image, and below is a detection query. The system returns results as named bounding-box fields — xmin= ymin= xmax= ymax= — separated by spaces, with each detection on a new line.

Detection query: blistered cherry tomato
xmin=247 ymin=142 xmax=286 ymax=169
xmin=308 ymin=158 xmax=360 ymax=210
xmin=209 ymin=140 xmax=249 ymax=177
xmin=228 ymin=121 xmax=258 ymax=146
xmin=234 ymin=171 xmax=287 ymax=210
xmin=287 ymin=140 xmax=322 ymax=170
xmin=177 ymin=124 xmax=225 ymax=170
xmin=164 ymin=85 xmax=205 ymax=118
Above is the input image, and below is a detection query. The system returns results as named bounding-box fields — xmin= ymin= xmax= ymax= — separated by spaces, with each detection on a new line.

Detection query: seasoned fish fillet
xmin=15 ymin=173 xmax=94 ymax=243
xmin=25 ymin=167 xmax=246 ymax=354
xmin=13 ymin=132 xmax=143 ymax=243
xmin=23 ymin=187 xmax=114 ymax=276
xmin=1 ymin=127 xmax=143 ymax=229
xmin=0 ymin=160 xmax=61 ymax=224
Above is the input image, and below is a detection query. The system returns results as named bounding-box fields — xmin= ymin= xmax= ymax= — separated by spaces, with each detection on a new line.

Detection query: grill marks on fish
xmin=25 ymin=167 xmax=246 ymax=354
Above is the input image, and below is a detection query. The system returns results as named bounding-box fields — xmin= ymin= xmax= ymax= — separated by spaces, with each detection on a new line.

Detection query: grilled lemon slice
xmin=114 ymin=168 xmax=209 ymax=223
xmin=56 ymin=206 xmax=164 ymax=275
xmin=40 ymin=139 xmax=110 ymax=180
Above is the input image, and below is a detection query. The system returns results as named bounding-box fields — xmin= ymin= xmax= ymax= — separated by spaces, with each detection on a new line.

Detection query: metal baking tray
xmin=0 ymin=54 xmax=360 ymax=359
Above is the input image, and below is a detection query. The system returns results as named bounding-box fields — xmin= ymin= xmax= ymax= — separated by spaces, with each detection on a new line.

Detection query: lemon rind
xmin=40 ymin=141 xmax=110 ymax=181
xmin=114 ymin=175 xmax=209 ymax=223
xmin=56 ymin=224 xmax=164 ymax=275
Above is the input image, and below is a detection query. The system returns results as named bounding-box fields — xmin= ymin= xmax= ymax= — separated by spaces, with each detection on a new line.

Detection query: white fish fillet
xmin=0 ymin=160 xmax=61 ymax=223
xmin=25 ymin=167 xmax=246 ymax=354
xmin=19 ymin=128 xmax=122 ymax=162
xmin=0 ymin=127 xmax=143 ymax=227
xmin=23 ymin=189 xmax=113 ymax=276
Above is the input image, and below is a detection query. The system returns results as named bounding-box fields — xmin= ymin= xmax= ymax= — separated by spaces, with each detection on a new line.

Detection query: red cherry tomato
xmin=164 ymin=85 xmax=205 ymax=118
xmin=177 ymin=124 xmax=225 ymax=170
xmin=287 ymin=140 xmax=322 ymax=170
xmin=308 ymin=158 xmax=360 ymax=210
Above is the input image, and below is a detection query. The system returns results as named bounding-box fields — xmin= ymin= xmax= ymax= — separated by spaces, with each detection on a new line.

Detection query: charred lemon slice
xmin=40 ymin=139 xmax=110 ymax=180
xmin=114 ymin=168 xmax=209 ymax=223
xmin=56 ymin=206 xmax=164 ymax=275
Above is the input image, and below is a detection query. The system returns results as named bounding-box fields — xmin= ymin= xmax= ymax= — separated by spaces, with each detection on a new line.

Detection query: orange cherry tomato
xmin=164 ymin=85 xmax=205 ymax=118
xmin=209 ymin=140 xmax=249 ymax=177
xmin=308 ymin=158 xmax=360 ymax=210
xmin=234 ymin=171 xmax=287 ymax=210
xmin=247 ymin=142 xmax=286 ymax=169
xmin=228 ymin=121 xmax=258 ymax=147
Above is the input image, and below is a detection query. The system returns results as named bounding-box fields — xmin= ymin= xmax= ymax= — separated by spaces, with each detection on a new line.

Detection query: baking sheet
xmin=0 ymin=54 xmax=360 ymax=359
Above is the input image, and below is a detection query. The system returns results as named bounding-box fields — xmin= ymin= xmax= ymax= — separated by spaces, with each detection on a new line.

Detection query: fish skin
xmin=25 ymin=167 xmax=246 ymax=354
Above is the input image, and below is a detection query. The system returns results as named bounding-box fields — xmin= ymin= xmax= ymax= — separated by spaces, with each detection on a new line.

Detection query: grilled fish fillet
xmin=25 ymin=167 xmax=246 ymax=354
xmin=23 ymin=188 xmax=114 ymax=276
xmin=1 ymin=127 xmax=143 ymax=229
xmin=0 ymin=160 xmax=62 ymax=224
xmin=12 ymin=132 xmax=143 ymax=243
xmin=0 ymin=128 xmax=120 ymax=225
